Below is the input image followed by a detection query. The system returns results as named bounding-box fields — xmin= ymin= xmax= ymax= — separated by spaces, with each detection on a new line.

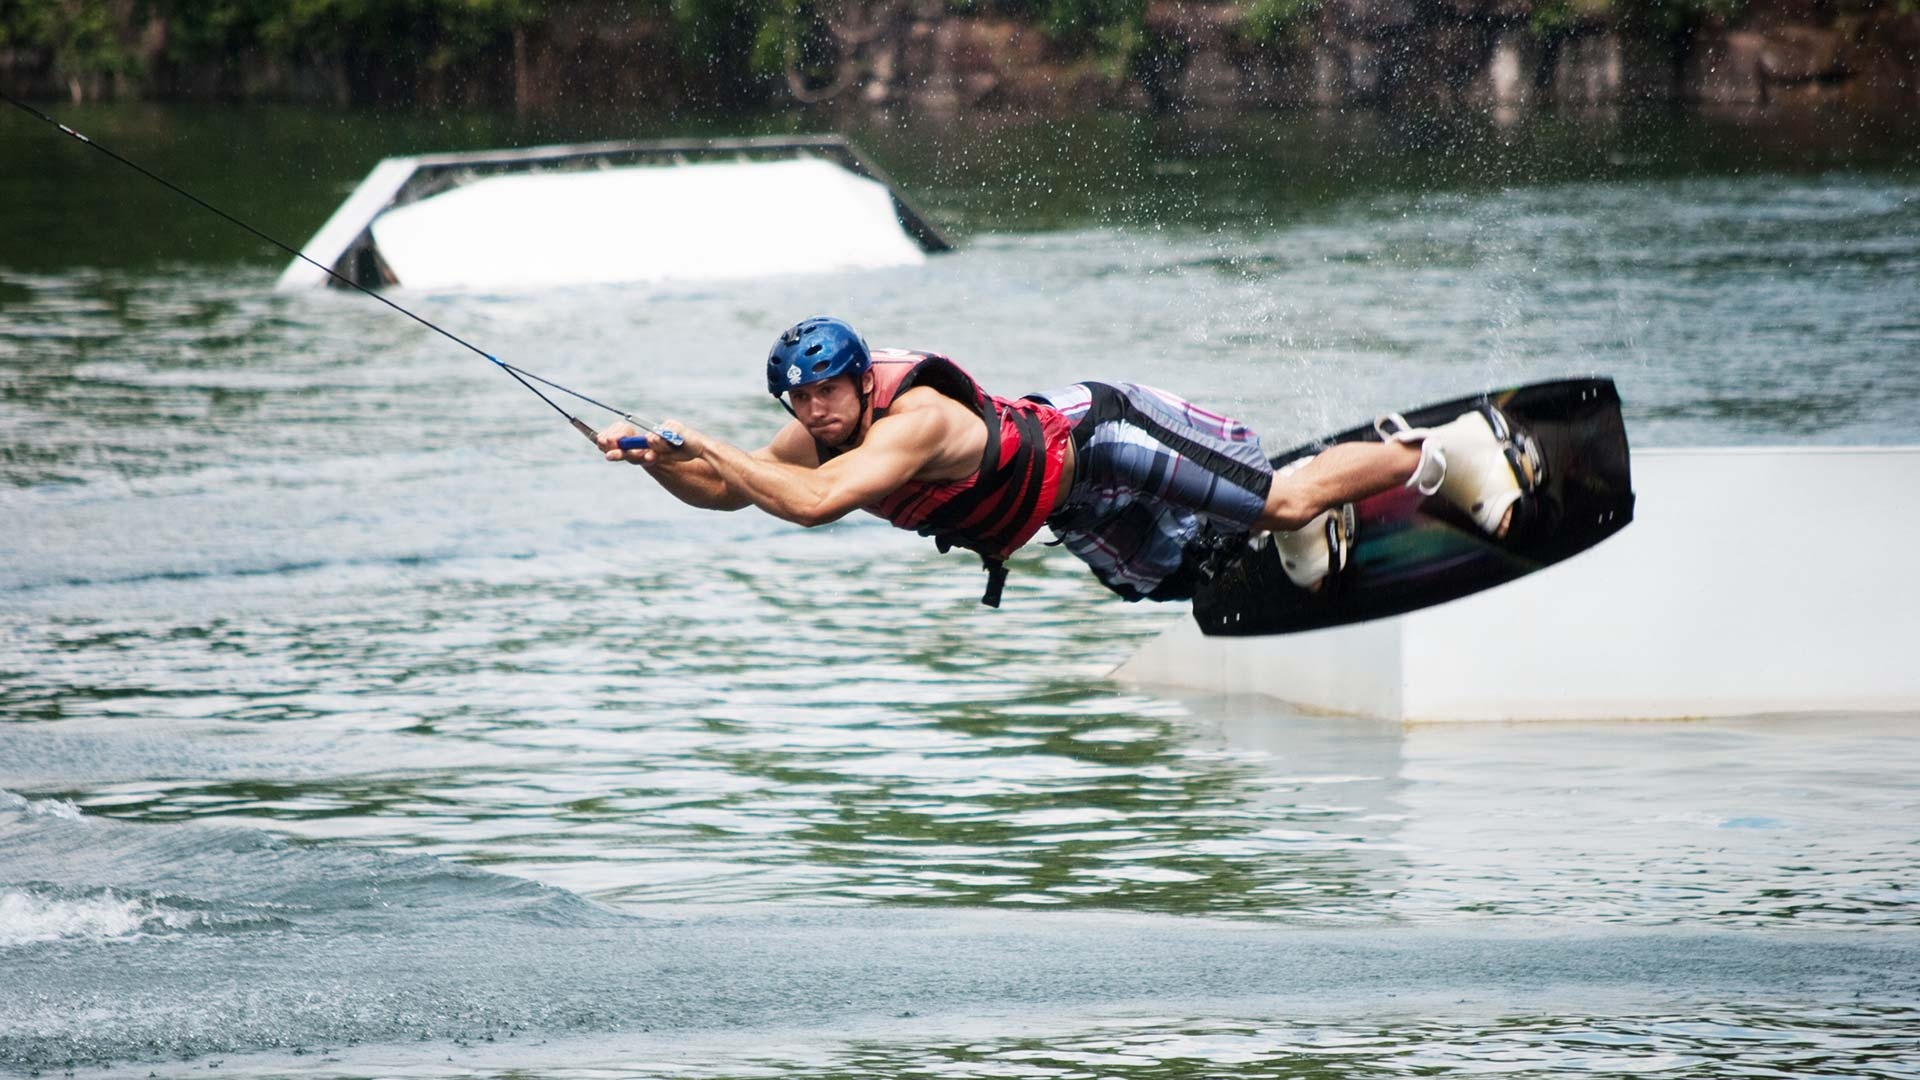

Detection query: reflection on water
xmin=6 ymin=575 xmax=1917 ymax=927
xmin=650 ymin=1006 xmax=1920 ymax=1080
xmin=106 ymin=1003 xmax=1920 ymax=1080
xmin=1394 ymin=718 xmax=1920 ymax=928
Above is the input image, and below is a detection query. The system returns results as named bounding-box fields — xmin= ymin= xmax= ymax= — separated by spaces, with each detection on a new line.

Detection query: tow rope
xmin=3 ymin=92 xmax=681 ymax=451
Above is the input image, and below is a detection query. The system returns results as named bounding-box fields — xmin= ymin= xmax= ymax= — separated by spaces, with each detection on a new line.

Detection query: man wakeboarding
xmin=596 ymin=317 xmax=1542 ymax=607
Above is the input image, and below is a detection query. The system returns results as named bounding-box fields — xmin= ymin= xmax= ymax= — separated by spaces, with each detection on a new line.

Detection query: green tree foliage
xmin=1529 ymin=0 xmax=1753 ymax=36
xmin=651 ymin=0 xmax=779 ymax=75
xmin=1037 ymin=0 xmax=1148 ymax=51
xmin=955 ymin=0 xmax=1148 ymax=55
xmin=0 ymin=0 xmax=143 ymax=79
xmin=1240 ymin=0 xmax=1322 ymax=45
xmin=2 ymin=0 xmax=531 ymax=86
xmin=163 ymin=0 xmax=529 ymax=70
xmin=1628 ymin=0 xmax=1751 ymax=33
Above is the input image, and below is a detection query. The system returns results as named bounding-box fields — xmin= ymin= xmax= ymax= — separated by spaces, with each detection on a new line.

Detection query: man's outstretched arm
xmin=645 ymin=410 xmax=945 ymax=528
xmin=595 ymin=420 xmax=816 ymax=512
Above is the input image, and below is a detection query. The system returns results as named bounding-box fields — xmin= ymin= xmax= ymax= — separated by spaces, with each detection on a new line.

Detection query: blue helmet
xmin=767 ymin=317 xmax=870 ymax=398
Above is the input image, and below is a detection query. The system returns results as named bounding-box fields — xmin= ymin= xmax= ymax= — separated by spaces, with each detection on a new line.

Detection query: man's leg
xmin=1032 ymin=382 xmax=1279 ymax=601
xmin=1256 ymin=441 xmax=1422 ymax=533
xmin=1259 ymin=407 xmax=1539 ymax=542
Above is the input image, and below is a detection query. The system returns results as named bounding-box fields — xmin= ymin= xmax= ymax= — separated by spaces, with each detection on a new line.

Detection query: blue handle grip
xmin=618 ymin=429 xmax=684 ymax=451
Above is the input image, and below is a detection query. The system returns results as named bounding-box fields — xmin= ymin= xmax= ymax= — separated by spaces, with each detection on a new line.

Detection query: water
xmin=3 ymin=104 xmax=1919 ymax=1077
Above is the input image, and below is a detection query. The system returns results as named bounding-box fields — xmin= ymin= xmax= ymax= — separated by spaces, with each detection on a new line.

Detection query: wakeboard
xmin=1192 ymin=377 xmax=1633 ymax=637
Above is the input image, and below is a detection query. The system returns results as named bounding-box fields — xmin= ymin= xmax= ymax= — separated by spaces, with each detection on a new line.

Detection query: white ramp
xmin=1113 ymin=447 xmax=1920 ymax=722
xmin=273 ymin=157 xmax=419 ymax=292
xmin=273 ymin=137 xmax=949 ymax=293
xmin=368 ymin=158 xmax=926 ymax=291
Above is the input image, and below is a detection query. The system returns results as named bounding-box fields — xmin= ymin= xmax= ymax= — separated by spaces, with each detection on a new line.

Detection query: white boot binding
xmin=1483 ymin=404 xmax=1547 ymax=494
xmin=1375 ymin=406 xmax=1545 ymax=536
xmin=1258 ymin=458 xmax=1356 ymax=591
xmin=1375 ymin=412 xmax=1444 ymax=494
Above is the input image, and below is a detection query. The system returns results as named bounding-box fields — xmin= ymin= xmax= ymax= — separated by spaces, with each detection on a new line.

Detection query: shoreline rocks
xmin=1 ymin=0 xmax=1911 ymax=113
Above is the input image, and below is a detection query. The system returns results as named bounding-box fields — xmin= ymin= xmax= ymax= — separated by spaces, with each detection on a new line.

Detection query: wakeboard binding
xmin=1264 ymin=403 xmax=1545 ymax=595
xmin=1379 ymin=404 xmax=1547 ymax=541
xmin=1258 ymin=457 xmax=1358 ymax=594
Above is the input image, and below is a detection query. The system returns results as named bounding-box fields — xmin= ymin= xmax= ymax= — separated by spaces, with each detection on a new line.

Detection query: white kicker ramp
xmin=1113 ymin=447 xmax=1920 ymax=722
xmin=366 ymin=158 xmax=925 ymax=291
xmin=277 ymin=154 xmax=927 ymax=293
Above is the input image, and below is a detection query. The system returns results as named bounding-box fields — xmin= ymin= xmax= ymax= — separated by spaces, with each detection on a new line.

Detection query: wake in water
xmin=0 ymin=794 xmax=289 ymax=948
xmin=0 ymin=788 xmax=613 ymax=932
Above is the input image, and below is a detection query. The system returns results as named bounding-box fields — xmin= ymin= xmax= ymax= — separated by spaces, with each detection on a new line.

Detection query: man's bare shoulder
xmin=883 ymin=384 xmax=978 ymax=421
xmin=870 ymin=386 xmax=986 ymax=481
xmin=870 ymin=386 xmax=979 ymax=449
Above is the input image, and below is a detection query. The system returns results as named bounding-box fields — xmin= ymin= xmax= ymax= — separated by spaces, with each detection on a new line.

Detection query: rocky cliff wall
xmin=3 ymin=0 xmax=1912 ymax=112
xmin=879 ymin=0 xmax=1918 ymax=111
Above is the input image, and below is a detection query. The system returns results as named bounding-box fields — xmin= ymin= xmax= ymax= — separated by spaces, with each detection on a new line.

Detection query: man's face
xmin=786 ymin=372 xmax=869 ymax=447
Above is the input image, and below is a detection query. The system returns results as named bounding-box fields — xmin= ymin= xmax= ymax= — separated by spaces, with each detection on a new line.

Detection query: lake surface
xmin=2 ymin=103 xmax=1918 ymax=1078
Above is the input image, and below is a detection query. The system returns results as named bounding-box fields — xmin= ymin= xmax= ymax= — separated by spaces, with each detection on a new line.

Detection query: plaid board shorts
xmin=1029 ymin=382 xmax=1274 ymax=601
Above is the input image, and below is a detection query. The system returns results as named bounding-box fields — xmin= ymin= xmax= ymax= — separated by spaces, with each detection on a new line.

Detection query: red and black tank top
xmin=817 ymin=349 xmax=1073 ymax=605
